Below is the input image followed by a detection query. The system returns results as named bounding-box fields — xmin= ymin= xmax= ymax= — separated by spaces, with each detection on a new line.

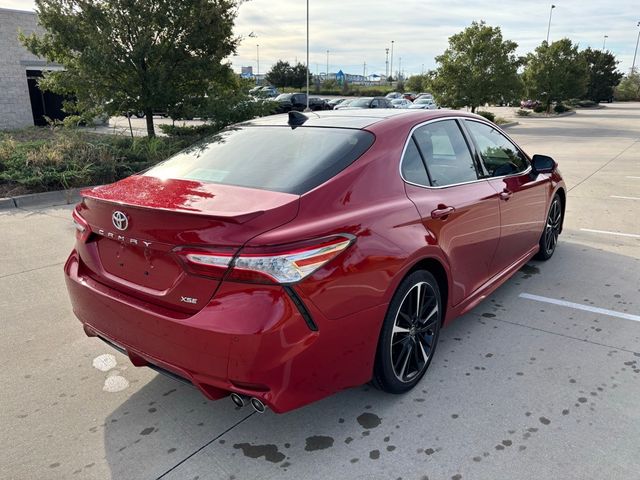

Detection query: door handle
xmin=431 ymin=206 xmax=455 ymax=219
xmin=500 ymin=189 xmax=513 ymax=201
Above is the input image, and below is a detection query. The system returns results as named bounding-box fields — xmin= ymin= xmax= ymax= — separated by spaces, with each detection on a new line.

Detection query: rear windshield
xmin=144 ymin=126 xmax=375 ymax=195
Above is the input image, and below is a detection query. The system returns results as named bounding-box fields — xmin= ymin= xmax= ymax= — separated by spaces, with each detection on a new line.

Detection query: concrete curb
xmin=0 ymin=187 xmax=85 ymax=211
xmin=499 ymin=121 xmax=519 ymax=129
xmin=520 ymin=111 xmax=577 ymax=119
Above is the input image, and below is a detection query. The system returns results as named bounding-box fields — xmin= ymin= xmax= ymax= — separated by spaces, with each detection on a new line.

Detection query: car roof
xmin=245 ymin=109 xmax=479 ymax=129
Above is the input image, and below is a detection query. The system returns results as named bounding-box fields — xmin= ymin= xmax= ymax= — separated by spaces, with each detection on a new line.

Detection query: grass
xmin=0 ymin=127 xmax=192 ymax=197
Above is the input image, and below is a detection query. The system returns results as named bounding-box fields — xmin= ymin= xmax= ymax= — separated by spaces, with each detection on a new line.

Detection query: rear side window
xmin=144 ymin=127 xmax=374 ymax=195
xmin=401 ymin=138 xmax=430 ymax=185
xmin=412 ymin=120 xmax=478 ymax=187
xmin=464 ymin=120 xmax=529 ymax=177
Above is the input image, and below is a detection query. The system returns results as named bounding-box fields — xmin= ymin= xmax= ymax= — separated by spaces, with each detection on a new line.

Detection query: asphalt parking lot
xmin=2 ymin=103 xmax=639 ymax=480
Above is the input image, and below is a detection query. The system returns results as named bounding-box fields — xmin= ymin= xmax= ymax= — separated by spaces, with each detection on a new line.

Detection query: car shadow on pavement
xmin=99 ymin=238 xmax=640 ymax=480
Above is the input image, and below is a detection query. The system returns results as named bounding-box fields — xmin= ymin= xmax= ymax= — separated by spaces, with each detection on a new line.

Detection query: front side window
xmin=464 ymin=120 xmax=529 ymax=177
xmin=412 ymin=120 xmax=478 ymax=187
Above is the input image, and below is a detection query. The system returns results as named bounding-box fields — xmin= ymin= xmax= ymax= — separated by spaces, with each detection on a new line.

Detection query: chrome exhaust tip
xmin=230 ymin=393 xmax=245 ymax=408
xmin=250 ymin=397 xmax=266 ymax=413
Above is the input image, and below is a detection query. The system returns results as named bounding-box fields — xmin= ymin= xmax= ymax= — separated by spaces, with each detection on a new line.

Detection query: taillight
xmin=176 ymin=235 xmax=355 ymax=284
xmin=72 ymin=208 xmax=91 ymax=242
xmin=175 ymin=248 xmax=235 ymax=280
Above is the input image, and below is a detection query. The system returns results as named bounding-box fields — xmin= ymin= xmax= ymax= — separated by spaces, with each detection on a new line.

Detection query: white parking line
xmin=580 ymin=228 xmax=640 ymax=239
xmin=610 ymin=195 xmax=640 ymax=201
xmin=626 ymin=176 xmax=640 ymax=179
xmin=519 ymin=293 xmax=640 ymax=322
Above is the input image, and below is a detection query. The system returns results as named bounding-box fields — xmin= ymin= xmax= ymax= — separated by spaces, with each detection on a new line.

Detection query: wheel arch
xmin=554 ymin=187 xmax=566 ymax=233
xmin=406 ymin=256 xmax=450 ymax=325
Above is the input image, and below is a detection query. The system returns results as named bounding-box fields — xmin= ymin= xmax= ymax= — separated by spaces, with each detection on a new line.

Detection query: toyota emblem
xmin=112 ymin=211 xmax=129 ymax=231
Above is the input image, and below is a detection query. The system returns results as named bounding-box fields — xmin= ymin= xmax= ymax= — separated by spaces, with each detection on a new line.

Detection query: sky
xmin=2 ymin=0 xmax=639 ymax=76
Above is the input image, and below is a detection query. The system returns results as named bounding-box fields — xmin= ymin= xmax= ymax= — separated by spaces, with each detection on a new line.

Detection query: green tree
xmin=21 ymin=0 xmax=241 ymax=137
xmin=615 ymin=72 xmax=640 ymax=101
xmin=405 ymin=72 xmax=435 ymax=93
xmin=266 ymin=60 xmax=293 ymax=88
xmin=581 ymin=48 xmax=623 ymax=102
xmin=290 ymin=62 xmax=311 ymax=90
xmin=522 ymin=39 xmax=588 ymax=110
xmin=432 ymin=22 xmax=522 ymax=112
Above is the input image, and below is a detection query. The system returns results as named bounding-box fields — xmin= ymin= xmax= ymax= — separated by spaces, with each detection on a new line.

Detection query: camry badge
xmin=112 ymin=211 xmax=128 ymax=231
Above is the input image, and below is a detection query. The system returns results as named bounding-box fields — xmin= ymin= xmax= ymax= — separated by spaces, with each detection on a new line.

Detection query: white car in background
xmin=390 ymin=98 xmax=412 ymax=109
xmin=409 ymin=98 xmax=439 ymax=110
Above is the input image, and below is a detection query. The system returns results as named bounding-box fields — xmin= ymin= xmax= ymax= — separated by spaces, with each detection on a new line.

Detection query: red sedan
xmin=65 ymin=109 xmax=565 ymax=413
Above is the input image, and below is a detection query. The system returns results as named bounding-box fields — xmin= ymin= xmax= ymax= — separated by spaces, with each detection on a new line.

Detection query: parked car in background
xmin=274 ymin=93 xmax=307 ymax=113
xmin=520 ymin=99 xmax=542 ymax=109
xmin=391 ymin=98 xmax=413 ymax=109
xmin=309 ymin=97 xmax=331 ymax=111
xmin=334 ymin=98 xmax=355 ymax=110
xmin=402 ymin=92 xmax=417 ymax=101
xmin=65 ymin=109 xmax=565 ymax=413
xmin=260 ymin=86 xmax=279 ymax=98
xmin=327 ymin=98 xmax=346 ymax=109
xmin=385 ymin=92 xmax=403 ymax=99
xmin=416 ymin=93 xmax=434 ymax=100
xmin=409 ymin=98 xmax=438 ymax=110
xmin=341 ymin=97 xmax=394 ymax=109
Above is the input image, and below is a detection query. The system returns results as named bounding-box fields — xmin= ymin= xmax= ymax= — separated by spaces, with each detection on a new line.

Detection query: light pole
xmin=602 ymin=35 xmax=608 ymax=50
xmin=546 ymin=4 xmax=556 ymax=44
xmin=256 ymin=44 xmax=260 ymax=85
xmin=632 ymin=21 xmax=640 ymax=73
xmin=305 ymin=0 xmax=310 ymax=111
xmin=385 ymin=48 xmax=389 ymax=80
xmin=326 ymin=50 xmax=329 ymax=79
xmin=390 ymin=40 xmax=395 ymax=84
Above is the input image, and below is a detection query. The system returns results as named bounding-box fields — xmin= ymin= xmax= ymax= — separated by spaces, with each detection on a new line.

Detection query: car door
xmin=462 ymin=120 xmax=549 ymax=276
xmin=402 ymin=119 xmax=502 ymax=306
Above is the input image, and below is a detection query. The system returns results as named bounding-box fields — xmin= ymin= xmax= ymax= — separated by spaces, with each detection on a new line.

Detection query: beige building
xmin=0 ymin=8 xmax=63 ymax=130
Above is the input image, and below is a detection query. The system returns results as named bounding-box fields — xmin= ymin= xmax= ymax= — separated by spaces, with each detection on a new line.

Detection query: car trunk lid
xmin=75 ymin=175 xmax=299 ymax=313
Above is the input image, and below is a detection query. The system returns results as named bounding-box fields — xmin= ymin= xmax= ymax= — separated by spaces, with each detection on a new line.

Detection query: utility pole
xmin=256 ymin=44 xmax=260 ymax=85
xmin=603 ymin=35 xmax=608 ymax=50
xmin=326 ymin=49 xmax=329 ymax=78
xmin=305 ymin=0 xmax=310 ymax=111
xmin=546 ymin=4 xmax=556 ymax=44
xmin=363 ymin=61 xmax=366 ymax=85
xmin=385 ymin=48 xmax=389 ymax=80
xmin=390 ymin=40 xmax=395 ymax=84
xmin=633 ymin=21 xmax=640 ymax=73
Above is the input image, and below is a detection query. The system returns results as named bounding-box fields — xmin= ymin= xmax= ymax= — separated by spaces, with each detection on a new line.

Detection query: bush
xmin=515 ymin=109 xmax=531 ymax=117
xmin=554 ymin=103 xmax=571 ymax=113
xmin=0 ymin=129 xmax=188 ymax=196
xmin=475 ymin=110 xmax=496 ymax=122
xmin=533 ymin=105 xmax=547 ymax=113
xmin=158 ymin=123 xmax=221 ymax=138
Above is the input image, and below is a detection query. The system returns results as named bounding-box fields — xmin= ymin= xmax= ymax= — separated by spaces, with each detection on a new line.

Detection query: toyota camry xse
xmin=65 ymin=109 xmax=565 ymax=413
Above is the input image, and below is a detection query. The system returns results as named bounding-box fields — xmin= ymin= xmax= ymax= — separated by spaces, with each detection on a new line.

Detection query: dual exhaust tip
xmin=230 ymin=392 xmax=266 ymax=413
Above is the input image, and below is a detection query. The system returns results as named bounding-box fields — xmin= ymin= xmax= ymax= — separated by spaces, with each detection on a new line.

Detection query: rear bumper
xmin=64 ymin=251 xmax=384 ymax=412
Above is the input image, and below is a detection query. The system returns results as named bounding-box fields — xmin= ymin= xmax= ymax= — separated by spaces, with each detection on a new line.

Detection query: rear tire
xmin=373 ymin=270 xmax=441 ymax=394
xmin=535 ymin=194 xmax=562 ymax=261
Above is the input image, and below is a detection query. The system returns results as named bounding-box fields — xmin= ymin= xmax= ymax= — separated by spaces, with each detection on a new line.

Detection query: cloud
xmin=4 ymin=0 xmax=638 ymax=74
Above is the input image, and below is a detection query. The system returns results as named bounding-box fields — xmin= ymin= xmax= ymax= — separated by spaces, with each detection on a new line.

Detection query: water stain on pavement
xmin=304 ymin=435 xmax=334 ymax=452
xmin=233 ymin=443 xmax=286 ymax=463
xmin=357 ymin=412 xmax=382 ymax=429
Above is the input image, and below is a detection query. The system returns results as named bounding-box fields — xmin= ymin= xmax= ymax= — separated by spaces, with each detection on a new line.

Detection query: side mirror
xmin=531 ymin=154 xmax=556 ymax=174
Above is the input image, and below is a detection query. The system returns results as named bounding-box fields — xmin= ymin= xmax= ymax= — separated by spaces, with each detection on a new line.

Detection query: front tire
xmin=535 ymin=194 xmax=563 ymax=260
xmin=373 ymin=270 xmax=441 ymax=393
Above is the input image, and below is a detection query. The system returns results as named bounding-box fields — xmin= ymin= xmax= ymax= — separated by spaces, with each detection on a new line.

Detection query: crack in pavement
xmin=155 ymin=411 xmax=256 ymax=480
xmin=568 ymin=137 xmax=640 ymax=193
xmin=0 ymin=262 xmax=65 ymax=280
xmin=481 ymin=314 xmax=640 ymax=357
